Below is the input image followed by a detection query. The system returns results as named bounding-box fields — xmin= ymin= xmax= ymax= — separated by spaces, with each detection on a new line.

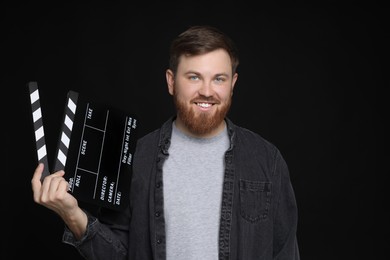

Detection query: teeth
xmin=197 ymin=103 xmax=211 ymax=108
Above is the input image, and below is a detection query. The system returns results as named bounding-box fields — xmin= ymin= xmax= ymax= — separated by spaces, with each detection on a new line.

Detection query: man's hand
xmin=31 ymin=163 xmax=88 ymax=240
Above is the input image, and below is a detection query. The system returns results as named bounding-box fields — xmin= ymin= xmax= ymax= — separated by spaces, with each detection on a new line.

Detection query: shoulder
xmin=136 ymin=116 xmax=174 ymax=148
xmin=230 ymin=121 xmax=280 ymax=156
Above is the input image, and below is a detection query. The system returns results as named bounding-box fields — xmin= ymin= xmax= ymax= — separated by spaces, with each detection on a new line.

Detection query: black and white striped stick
xmin=28 ymin=81 xmax=50 ymax=180
xmin=53 ymin=91 xmax=78 ymax=172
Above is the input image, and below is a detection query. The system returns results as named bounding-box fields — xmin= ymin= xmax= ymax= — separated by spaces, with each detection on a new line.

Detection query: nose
xmin=198 ymin=80 xmax=213 ymax=97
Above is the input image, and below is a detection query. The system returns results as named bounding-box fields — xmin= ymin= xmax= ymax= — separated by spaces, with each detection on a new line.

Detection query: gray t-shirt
xmin=163 ymin=122 xmax=229 ymax=259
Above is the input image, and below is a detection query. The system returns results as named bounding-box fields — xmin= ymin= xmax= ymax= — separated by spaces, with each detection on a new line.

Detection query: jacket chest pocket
xmin=239 ymin=179 xmax=272 ymax=223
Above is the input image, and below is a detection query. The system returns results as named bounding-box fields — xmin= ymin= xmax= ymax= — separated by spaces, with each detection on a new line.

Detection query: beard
xmin=173 ymin=93 xmax=232 ymax=136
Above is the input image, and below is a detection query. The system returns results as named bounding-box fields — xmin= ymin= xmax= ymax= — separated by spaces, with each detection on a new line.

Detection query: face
xmin=166 ymin=49 xmax=238 ymax=138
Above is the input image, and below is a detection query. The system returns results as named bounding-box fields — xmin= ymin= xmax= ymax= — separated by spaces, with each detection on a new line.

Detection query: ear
xmin=166 ymin=69 xmax=175 ymax=96
xmin=231 ymin=73 xmax=238 ymax=95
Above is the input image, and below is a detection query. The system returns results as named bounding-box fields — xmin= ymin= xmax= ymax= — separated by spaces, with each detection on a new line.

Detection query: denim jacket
xmin=63 ymin=116 xmax=300 ymax=259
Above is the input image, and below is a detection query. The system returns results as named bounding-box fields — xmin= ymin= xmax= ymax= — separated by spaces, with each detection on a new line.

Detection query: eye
xmin=214 ymin=76 xmax=226 ymax=83
xmin=189 ymin=75 xmax=200 ymax=81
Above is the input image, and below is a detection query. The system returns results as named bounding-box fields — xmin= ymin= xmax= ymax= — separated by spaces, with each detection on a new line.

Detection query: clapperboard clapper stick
xmin=28 ymin=81 xmax=138 ymax=211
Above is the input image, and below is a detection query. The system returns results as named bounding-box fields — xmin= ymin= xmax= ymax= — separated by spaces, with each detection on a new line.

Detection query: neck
xmin=174 ymin=117 xmax=226 ymax=138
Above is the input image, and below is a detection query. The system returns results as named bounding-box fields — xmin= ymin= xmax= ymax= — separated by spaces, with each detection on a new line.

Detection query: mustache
xmin=191 ymin=95 xmax=220 ymax=104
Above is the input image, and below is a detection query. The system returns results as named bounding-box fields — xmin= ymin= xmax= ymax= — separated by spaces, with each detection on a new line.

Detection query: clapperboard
xmin=28 ymin=81 xmax=138 ymax=211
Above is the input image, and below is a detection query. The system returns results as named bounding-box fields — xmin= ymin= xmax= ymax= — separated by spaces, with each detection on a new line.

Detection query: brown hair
xmin=169 ymin=25 xmax=239 ymax=75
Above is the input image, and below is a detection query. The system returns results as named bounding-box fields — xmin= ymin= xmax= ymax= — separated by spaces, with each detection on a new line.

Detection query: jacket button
xmin=155 ymin=211 xmax=161 ymax=217
xmin=157 ymin=238 xmax=162 ymax=244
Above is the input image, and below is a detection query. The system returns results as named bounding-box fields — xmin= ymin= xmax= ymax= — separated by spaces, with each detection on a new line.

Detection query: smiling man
xmin=166 ymin=47 xmax=237 ymax=137
xmin=32 ymin=25 xmax=300 ymax=259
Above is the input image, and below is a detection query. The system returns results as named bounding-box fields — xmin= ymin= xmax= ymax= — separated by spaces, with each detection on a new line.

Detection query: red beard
xmin=173 ymin=94 xmax=232 ymax=136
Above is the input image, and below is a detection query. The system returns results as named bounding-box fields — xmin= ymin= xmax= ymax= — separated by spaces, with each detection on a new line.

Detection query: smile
xmin=195 ymin=102 xmax=213 ymax=108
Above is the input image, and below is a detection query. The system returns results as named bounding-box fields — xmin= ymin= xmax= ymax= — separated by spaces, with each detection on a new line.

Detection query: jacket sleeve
xmin=272 ymin=150 xmax=300 ymax=260
xmin=62 ymin=206 xmax=131 ymax=260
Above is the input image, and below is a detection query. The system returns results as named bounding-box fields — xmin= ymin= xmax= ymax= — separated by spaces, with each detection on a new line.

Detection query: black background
xmin=4 ymin=4 xmax=386 ymax=259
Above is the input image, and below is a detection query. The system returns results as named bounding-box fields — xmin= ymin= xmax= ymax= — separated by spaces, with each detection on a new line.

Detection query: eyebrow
xmin=185 ymin=71 xmax=230 ymax=78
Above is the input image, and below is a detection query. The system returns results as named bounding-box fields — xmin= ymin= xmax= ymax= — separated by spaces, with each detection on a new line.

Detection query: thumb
xmin=31 ymin=163 xmax=44 ymax=199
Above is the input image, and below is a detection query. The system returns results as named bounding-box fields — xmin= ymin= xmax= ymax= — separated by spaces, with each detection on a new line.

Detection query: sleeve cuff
xmin=62 ymin=210 xmax=98 ymax=247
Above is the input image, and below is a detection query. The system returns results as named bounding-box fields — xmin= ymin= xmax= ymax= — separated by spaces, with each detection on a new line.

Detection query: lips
xmin=195 ymin=102 xmax=213 ymax=108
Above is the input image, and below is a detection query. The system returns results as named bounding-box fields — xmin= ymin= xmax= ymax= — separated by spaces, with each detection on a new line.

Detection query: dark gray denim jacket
xmin=63 ymin=116 xmax=300 ymax=259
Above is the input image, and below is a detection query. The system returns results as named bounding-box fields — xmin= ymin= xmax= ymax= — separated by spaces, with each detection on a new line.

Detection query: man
xmin=32 ymin=25 xmax=300 ymax=259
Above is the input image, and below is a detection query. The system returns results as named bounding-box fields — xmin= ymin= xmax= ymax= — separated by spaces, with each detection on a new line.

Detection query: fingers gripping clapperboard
xmin=28 ymin=81 xmax=138 ymax=211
